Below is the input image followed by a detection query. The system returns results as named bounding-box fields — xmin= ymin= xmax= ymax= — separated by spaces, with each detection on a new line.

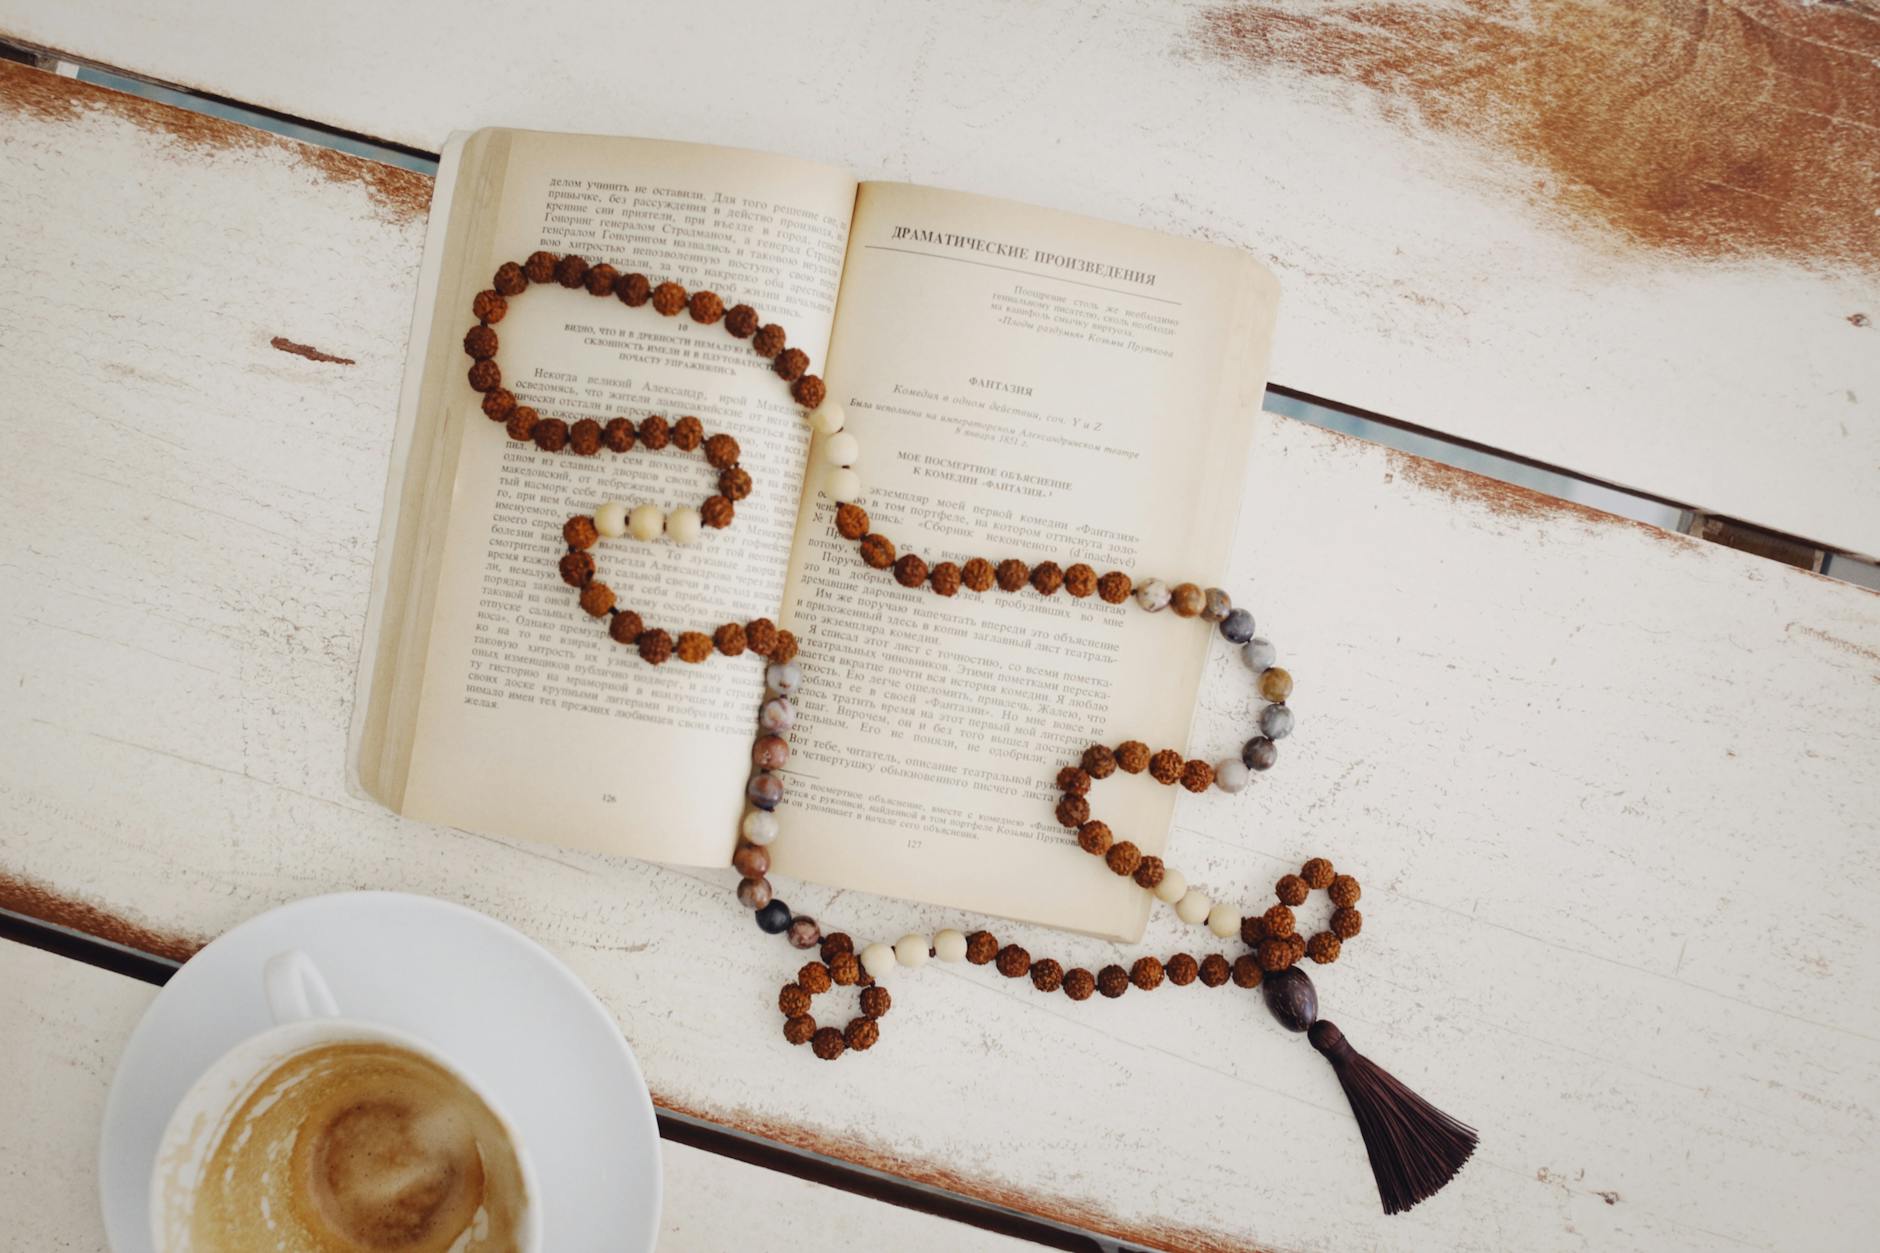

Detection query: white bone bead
xmin=628 ymin=504 xmax=664 ymax=541
xmin=593 ymin=500 xmax=628 ymax=539
xmin=1207 ymin=901 xmax=1241 ymax=938
xmin=1175 ymin=888 xmax=1211 ymax=925
xmin=823 ymin=432 xmax=860 ymax=467
xmin=1153 ymin=869 xmax=1187 ymax=904
xmin=933 ymin=929 xmax=967 ymax=962
xmin=894 ymin=933 xmax=931 ymax=968
xmin=860 ymin=942 xmax=897 ymax=982
xmin=824 ymin=466 xmax=862 ymax=501
xmin=809 ymin=402 xmax=846 ymax=435
xmin=666 ymin=506 xmax=702 ymax=546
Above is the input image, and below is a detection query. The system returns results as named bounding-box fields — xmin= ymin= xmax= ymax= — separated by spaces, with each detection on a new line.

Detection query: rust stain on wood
xmin=270 ymin=335 xmax=356 ymax=365
xmin=658 ymin=1092 xmax=1285 ymax=1253
xmin=1192 ymin=0 xmax=1880 ymax=271
xmin=0 ymin=870 xmax=202 ymax=964
xmin=1790 ymin=623 xmax=1880 ymax=665
xmin=0 ymin=59 xmax=430 ymax=225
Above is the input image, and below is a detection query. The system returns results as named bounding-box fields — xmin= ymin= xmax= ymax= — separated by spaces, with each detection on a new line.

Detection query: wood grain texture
xmin=4 ymin=60 xmax=1880 ymax=1253
xmin=0 ymin=941 xmax=1037 ymax=1252
xmin=2 ymin=1 xmax=1876 ymax=554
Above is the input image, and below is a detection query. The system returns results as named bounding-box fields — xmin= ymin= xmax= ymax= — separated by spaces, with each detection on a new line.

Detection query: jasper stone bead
xmin=755 ymin=899 xmax=793 ymax=933
xmin=1169 ymin=582 xmax=1206 ymax=618
xmin=1213 ymin=758 xmax=1251 ymax=793
xmin=1259 ymin=666 xmax=1294 ymax=703
xmin=788 ymin=917 xmax=822 ymax=949
xmin=732 ymin=842 xmax=769 ymax=877
xmin=747 ymin=771 xmax=784 ymax=810
xmin=1134 ymin=579 xmax=1171 ymax=612
xmin=737 ymin=876 xmax=772 ymax=909
xmin=1219 ymin=608 xmax=1256 ymax=644
xmin=1241 ymin=637 xmax=1277 ymax=672
xmin=766 ymin=662 xmax=802 ymax=696
xmin=1241 ymin=736 xmax=1278 ymax=771
xmin=1202 ymin=587 xmax=1233 ymax=622
xmin=742 ymin=809 xmax=780 ymax=845
xmin=759 ymin=697 xmax=796 ymax=734
xmin=1260 ymin=704 xmax=1295 ymax=740
xmin=752 ymin=734 xmax=790 ymax=770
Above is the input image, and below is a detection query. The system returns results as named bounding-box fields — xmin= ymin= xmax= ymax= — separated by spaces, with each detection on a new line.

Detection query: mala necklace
xmin=463 ymin=253 xmax=1477 ymax=1215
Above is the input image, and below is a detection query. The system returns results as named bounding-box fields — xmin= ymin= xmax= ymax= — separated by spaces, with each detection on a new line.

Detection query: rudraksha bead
xmin=745 ymin=618 xmax=778 ymax=656
xmin=1198 ymin=954 xmax=1231 ymax=987
xmin=651 ymin=281 xmax=687 ymax=315
xmin=1148 ymin=749 xmax=1183 ymax=785
xmin=860 ymin=985 xmax=891 ymax=1018
xmin=671 ymin=415 xmax=704 ymax=451
xmin=703 ymin=432 xmax=741 ymax=469
xmin=1170 ymin=582 xmax=1206 ymax=618
xmin=713 ymin=623 xmax=747 ymax=656
xmin=821 ymin=932 xmax=854 ymax=960
xmin=1275 ymin=874 xmax=1309 ymax=907
xmin=603 ymin=417 xmax=635 ymax=451
xmin=811 ymin=1027 xmax=846 ymax=1060
xmin=638 ymin=415 xmax=670 ymax=450
xmin=1307 ymin=932 xmax=1341 ymax=964
xmin=1056 ymin=766 xmax=1091 ymax=796
xmin=1115 ymin=741 xmax=1150 ymax=774
xmin=1285 ymin=932 xmax=1307 ymax=965
xmin=533 ymin=418 xmax=569 ymax=452
xmin=1096 ymin=571 xmax=1131 ymax=603
xmin=995 ymin=559 xmax=1029 ymax=592
xmin=1081 ymin=744 xmax=1116 ymax=778
xmin=1029 ymin=958 xmax=1064 ymax=992
xmin=523 ymin=251 xmax=558 ymax=284
xmin=1240 ymin=914 xmax=1266 ymax=945
xmin=472 ymin=290 xmax=507 ymax=323
xmin=688 ymin=290 xmax=724 ymax=323
xmin=555 ymin=254 xmax=589 ymax=288
xmin=1073 ymin=821 xmax=1112 ymax=858
xmin=585 ymin=263 xmax=619 ymax=297
xmin=770 ymin=630 xmax=799 ymax=663
xmin=1301 ymin=858 xmax=1335 ymax=890
xmin=1062 ymin=968 xmax=1096 ymax=1001
xmin=783 ymin=1015 xmax=816 ymax=1045
xmin=1063 ymin=563 xmax=1097 ymax=597
xmin=779 ymin=983 xmax=812 ymax=1017
xmin=637 ymin=628 xmax=673 ymax=665
xmin=995 ymin=945 xmax=1031 ymax=978
xmin=1262 ymin=904 xmax=1296 ymax=938
xmin=859 ymin=534 xmax=896 ymax=569
xmin=492 ymin=262 xmax=527 ymax=295
xmin=1331 ymin=906 xmax=1363 ymax=939
xmin=1166 ymin=953 xmax=1199 ymax=985
xmin=829 ymin=952 xmax=862 ymax=985
xmin=1133 ymin=855 xmax=1165 ymax=890
xmin=463 ymin=324 xmax=498 ymax=359
xmin=724 ymin=304 xmax=759 ymax=337
xmin=929 ymin=562 xmax=962 ymax=596
xmin=1029 ymin=561 xmax=1064 ymax=595
xmin=1257 ymin=938 xmax=1294 ymax=972
xmin=467 ymin=359 xmax=501 ymax=391
xmin=961 ymin=557 xmax=995 ymax=592
xmin=1105 ymin=841 xmax=1141 ymax=876
xmin=701 ymin=496 xmax=734 ymax=529
xmin=608 ymin=610 xmax=643 ymax=645
xmin=845 ymin=1017 xmax=879 ymax=1051
xmin=1131 ymin=956 xmax=1165 ymax=990
xmin=1055 ymin=794 xmax=1090 ymax=827
xmin=558 ymin=551 xmax=594 ymax=587
xmin=569 ymin=418 xmax=602 ymax=456
xmin=616 ymin=272 xmax=651 ymax=306
xmin=1232 ymin=954 xmax=1264 ymax=988
xmin=720 ymin=467 xmax=753 ymax=500
xmin=1097 ymin=965 xmax=1130 ymax=998
xmin=676 ymin=632 xmax=713 ymax=663
xmin=797 ymin=961 xmax=831 ymax=995
xmin=505 ymin=408 xmax=538 ymax=442
xmin=1180 ymin=759 xmax=1214 ymax=792
xmin=481 ymin=388 xmax=516 ymax=420
xmin=793 ymin=375 xmax=826 ymax=408
xmin=965 ymin=931 xmax=998 ymax=964
xmin=752 ymin=323 xmax=786 ymax=358
xmin=773 ymin=348 xmax=809 ymax=381
xmin=563 ymin=516 xmax=598 ymax=549
xmin=894 ymin=553 xmax=929 ymax=588
xmin=1329 ymin=874 xmax=1362 ymax=907
xmin=834 ymin=503 xmax=869 ymax=540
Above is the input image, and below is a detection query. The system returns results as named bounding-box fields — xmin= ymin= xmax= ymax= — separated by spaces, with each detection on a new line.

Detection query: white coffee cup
xmin=150 ymin=949 xmax=541 ymax=1252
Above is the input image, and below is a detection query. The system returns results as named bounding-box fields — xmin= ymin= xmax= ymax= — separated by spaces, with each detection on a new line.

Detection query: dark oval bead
xmin=1241 ymin=736 xmax=1278 ymax=771
xmin=755 ymin=899 xmax=792 ymax=933
xmin=1219 ymin=607 xmax=1256 ymax=644
xmin=747 ymin=771 xmax=784 ymax=810
xmin=1262 ymin=965 xmax=1318 ymax=1033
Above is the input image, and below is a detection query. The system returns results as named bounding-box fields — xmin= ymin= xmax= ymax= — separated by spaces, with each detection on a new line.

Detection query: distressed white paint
xmin=0 ymin=942 xmax=1029 ymax=1252
xmin=4 ymin=1 xmax=1877 ymax=554
xmin=4 ymin=61 xmax=1880 ymax=1253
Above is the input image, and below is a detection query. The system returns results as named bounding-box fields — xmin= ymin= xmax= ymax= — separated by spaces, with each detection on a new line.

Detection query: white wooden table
xmin=1 ymin=10 xmax=1877 ymax=1252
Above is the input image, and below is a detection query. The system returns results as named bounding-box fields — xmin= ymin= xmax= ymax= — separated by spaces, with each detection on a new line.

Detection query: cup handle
xmin=264 ymin=949 xmax=339 ymax=1024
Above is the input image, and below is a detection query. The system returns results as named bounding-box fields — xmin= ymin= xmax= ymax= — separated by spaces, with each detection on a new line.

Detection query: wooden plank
xmin=0 ymin=940 xmax=1039 ymax=1252
xmin=4 ymin=60 xmax=1880 ymax=1252
xmin=3 ymin=2 xmax=1877 ymax=555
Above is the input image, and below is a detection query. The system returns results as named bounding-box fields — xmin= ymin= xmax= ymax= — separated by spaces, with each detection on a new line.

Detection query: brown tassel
xmin=1263 ymin=966 xmax=1477 ymax=1214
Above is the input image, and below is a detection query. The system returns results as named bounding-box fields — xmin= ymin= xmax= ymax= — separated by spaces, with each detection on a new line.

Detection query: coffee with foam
xmin=186 ymin=1042 xmax=527 ymax=1253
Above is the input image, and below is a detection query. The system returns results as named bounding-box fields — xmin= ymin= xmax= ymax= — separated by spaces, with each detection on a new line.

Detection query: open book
xmin=353 ymin=129 xmax=1278 ymax=941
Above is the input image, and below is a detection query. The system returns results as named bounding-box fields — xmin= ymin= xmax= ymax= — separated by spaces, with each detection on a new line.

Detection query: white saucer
xmin=99 ymin=890 xmax=662 ymax=1251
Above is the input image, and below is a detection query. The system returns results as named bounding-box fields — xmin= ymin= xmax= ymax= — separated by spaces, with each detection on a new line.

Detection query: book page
xmin=389 ymin=130 xmax=855 ymax=865
xmin=770 ymin=183 xmax=1277 ymax=938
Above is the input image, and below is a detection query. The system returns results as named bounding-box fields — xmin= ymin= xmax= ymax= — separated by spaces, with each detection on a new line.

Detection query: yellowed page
xmin=398 ymin=130 xmax=855 ymax=865
xmin=770 ymin=183 xmax=1278 ymax=938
